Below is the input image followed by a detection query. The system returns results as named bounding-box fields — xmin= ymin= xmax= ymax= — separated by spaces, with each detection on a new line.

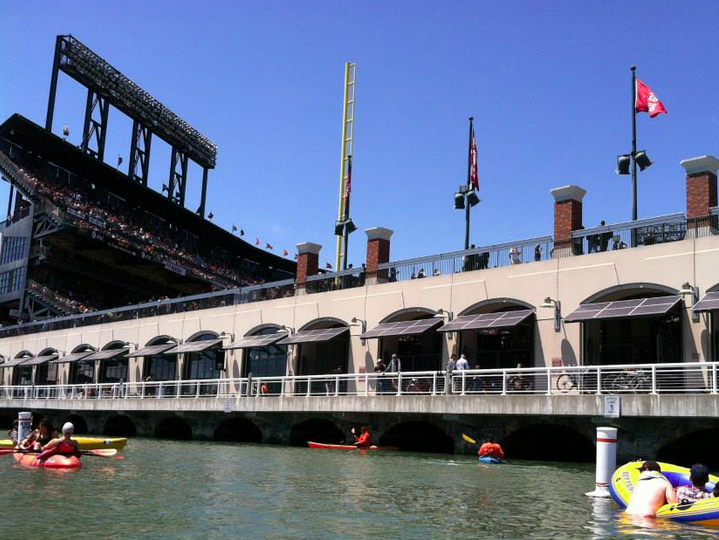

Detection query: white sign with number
xmin=223 ymin=398 xmax=232 ymax=414
xmin=604 ymin=395 xmax=620 ymax=418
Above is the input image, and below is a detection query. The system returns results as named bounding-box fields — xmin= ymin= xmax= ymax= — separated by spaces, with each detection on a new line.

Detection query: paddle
xmin=0 ymin=448 xmax=122 ymax=459
xmin=462 ymin=433 xmax=478 ymax=445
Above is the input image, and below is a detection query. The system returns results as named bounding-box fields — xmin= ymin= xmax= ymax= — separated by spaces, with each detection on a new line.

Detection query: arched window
xmin=66 ymin=345 xmax=97 ymax=385
xmin=243 ymin=327 xmax=288 ymax=378
xmin=11 ymin=351 xmax=34 ymax=386
xmin=182 ymin=333 xmax=223 ymax=396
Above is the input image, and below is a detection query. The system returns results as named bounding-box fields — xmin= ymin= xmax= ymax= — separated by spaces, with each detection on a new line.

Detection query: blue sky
xmin=1 ymin=1 xmax=718 ymax=266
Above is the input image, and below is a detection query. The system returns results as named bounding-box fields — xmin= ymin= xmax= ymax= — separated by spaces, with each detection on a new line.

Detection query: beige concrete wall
xmin=2 ymin=235 xmax=718 ymax=384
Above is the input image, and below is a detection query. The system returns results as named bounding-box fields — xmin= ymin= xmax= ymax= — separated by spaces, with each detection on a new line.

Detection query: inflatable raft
xmin=479 ymin=456 xmax=503 ymax=464
xmin=307 ymin=441 xmax=399 ymax=451
xmin=611 ymin=461 xmax=719 ymax=526
xmin=0 ymin=436 xmax=127 ymax=451
xmin=13 ymin=452 xmax=81 ymax=469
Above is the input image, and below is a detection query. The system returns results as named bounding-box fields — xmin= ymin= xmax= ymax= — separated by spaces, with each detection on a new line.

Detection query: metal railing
xmin=569 ymin=212 xmax=687 ymax=255
xmin=376 ymin=235 xmax=554 ymax=283
xmin=2 ymin=362 xmax=717 ymax=402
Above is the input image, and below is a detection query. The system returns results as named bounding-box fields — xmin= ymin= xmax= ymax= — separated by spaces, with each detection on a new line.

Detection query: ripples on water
xmin=0 ymin=440 xmax=716 ymax=540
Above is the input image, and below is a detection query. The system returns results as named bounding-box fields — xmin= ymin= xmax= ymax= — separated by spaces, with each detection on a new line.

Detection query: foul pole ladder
xmin=335 ymin=62 xmax=356 ymax=271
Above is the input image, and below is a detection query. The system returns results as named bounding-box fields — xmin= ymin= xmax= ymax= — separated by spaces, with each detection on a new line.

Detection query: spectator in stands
xmin=534 ymin=244 xmax=542 ymax=262
xmin=509 ymin=247 xmax=522 ymax=265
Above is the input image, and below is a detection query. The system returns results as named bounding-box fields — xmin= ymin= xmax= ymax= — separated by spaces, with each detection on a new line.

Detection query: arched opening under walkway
xmin=154 ymin=416 xmax=192 ymax=440
xmin=657 ymin=428 xmax=719 ymax=469
xmin=290 ymin=419 xmax=345 ymax=446
xmin=502 ymin=424 xmax=594 ymax=462
xmin=103 ymin=415 xmax=137 ymax=437
xmin=64 ymin=414 xmax=88 ymax=435
xmin=379 ymin=421 xmax=454 ymax=453
xmin=214 ymin=418 xmax=262 ymax=443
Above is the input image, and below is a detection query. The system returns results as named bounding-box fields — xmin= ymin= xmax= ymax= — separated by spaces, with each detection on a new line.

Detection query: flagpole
xmin=631 ymin=65 xmax=637 ymax=221
xmin=464 ymin=117 xmax=474 ymax=250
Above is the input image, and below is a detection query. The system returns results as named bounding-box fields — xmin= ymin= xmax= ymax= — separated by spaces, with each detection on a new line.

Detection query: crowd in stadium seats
xmin=27 ymin=280 xmax=98 ymax=314
xmin=21 ymin=165 xmax=267 ymax=289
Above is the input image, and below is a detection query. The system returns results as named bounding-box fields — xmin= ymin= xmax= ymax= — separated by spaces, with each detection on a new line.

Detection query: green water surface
xmin=1 ymin=439 xmax=716 ymax=539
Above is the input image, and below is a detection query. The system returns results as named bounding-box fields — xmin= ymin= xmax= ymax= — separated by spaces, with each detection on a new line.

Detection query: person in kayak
xmin=36 ymin=422 xmax=81 ymax=463
xmin=478 ymin=439 xmax=505 ymax=460
xmin=625 ymin=461 xmax=677 ymax=517
xmin=20 ymin=420 xmax=53 ymax=451
xmin=353 ymin=426 xmax=372 ymax=448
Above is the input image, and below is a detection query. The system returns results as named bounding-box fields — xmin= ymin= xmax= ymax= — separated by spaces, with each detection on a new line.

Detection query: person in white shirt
xmin=456 ymin=354 xmax=470 ymax=370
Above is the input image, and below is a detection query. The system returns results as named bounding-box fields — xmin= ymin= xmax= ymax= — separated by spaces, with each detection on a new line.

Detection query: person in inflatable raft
xmin=35 ymin=422 xmax=81 ymax=464
xmin=626 ymin=461 xmax=677 ymax=517
xmin=478 ymin=440 xmax=505 ymax=460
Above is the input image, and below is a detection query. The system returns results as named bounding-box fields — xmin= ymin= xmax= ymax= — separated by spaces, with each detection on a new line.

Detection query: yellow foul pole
xmin=335 ymin=62 xmax=356 ymax=271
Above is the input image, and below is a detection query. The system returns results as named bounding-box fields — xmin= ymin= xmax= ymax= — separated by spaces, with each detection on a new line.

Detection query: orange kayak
xmin=307 ymin=441 xmax=399 ymax=451
xmin=13 ymin=452 xmax=81 ymax=469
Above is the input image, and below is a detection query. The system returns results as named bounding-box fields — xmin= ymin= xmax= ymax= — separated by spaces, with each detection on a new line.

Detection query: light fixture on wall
xmin=679 ymin=282 xmax=700 ymax=322
xmin=434 ymin=308 xmax=453 ymax=321
xmin=540 ymin=297 xmax=562 ymax=332
xmin=279 ymin=325 xmax=295 ymax=335
xmin=350 ymin=317 xmax=367 ymax=344
xmin=218 ymin=331 xmax=235 ymax=342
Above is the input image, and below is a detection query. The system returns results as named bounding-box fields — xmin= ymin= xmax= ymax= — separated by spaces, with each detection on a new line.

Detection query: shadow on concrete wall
xmin=289 ymin=419 xmax=344 ymax=446
xmin=214 ymin=418 xmax=262 ymax=443
xmin=657 ymin=428 xmax=719 ymax=469
xmin=154 ymin=416 xmax=192 ymax=440
xmin=103 ymin=415 xmax=137 ymax=437
xmin=380 ymin=421 xmax=454 ymax=453
xmin=64 ymin=413 xmax=88 ymax=435
xmin=502 ymin=424 xmax=594 ymax=462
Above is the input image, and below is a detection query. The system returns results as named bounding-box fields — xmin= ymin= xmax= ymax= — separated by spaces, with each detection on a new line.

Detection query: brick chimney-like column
xmin=295 ymin=242 xmax=321 ymax=293
xmin=550 ymin=185 xmax=586 ymax=258
xmin=365 ymin=227 xmax=393 ymax=284
xmin=681 ymin=155 xmax=718 ymax=220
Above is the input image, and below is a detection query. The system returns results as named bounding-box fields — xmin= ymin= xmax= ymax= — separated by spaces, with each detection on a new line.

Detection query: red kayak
xmin=307 ymin=441 xmax=399 ymax=451
xmin=13 ymin=452 xmax=82 ymax=469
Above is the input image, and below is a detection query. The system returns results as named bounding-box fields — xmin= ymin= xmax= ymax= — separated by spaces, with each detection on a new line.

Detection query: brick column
xmin=295 ymin=242 xmax=321 ymax=293
xmin=681 ymin=155 xmax=718 ymax=238
xmin=365 ymin=227 xmax=393 ymax=284
xmin=550 ymin=185 xmax=586 ymax=258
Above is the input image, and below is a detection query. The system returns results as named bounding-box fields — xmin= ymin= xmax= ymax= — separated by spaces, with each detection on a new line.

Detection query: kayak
xmin=610 ymin=461 xmax=719 ymax=526
xmin=0 ymin=436 xmax=127 ymax=451
xmin=479 ymin=456 xmax=503 ymax=464
xmin=13 ymin=452 xmax=82 ymax=469
xmin=307 ymin=441 xmax=399 ymax=451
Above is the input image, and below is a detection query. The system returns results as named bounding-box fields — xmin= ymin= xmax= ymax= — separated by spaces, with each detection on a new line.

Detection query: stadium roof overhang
xmin=0 ymin=114 xmax=296 ymax=275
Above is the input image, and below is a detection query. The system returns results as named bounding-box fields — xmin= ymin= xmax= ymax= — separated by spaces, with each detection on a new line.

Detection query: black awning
xmin=276 ymin=327 xmax=348 ymax=345
xmin=52 ymin=351 xmax=94 ymax=364
xmin=694 ymin=291 xmax=719 ymax=313
xmin=0 ymin=356 xmax=33 ymax=368
xmin=83 ymin=348 xmax=130 ymax=361
xmin=438 ymin=310 xmax=535 ymax=332
xmin=20 ymin=354 xmax=59 ymax=366
xmin=224 ymin=332 xmax=287 ymax=350
xmin=564 ymin=295 xmax=681 ymax=323
xmin=360 ymin=318 xmax=442 ymax=339
xmin=163 ymin=339 xmax=223 ymax=354
xmin=127 ymin=343 xmax=177 ymax=357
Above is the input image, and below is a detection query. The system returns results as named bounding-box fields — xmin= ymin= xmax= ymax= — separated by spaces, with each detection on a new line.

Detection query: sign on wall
xmin=604 ymin=395 xmax=620 ymax=418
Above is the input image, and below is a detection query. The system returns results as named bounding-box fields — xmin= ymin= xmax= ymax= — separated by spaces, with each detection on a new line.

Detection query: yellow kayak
xmin=0 ymin=436 xmax=127 ymax=451
xmin=611 ymin=460 xmax=719 ymax=526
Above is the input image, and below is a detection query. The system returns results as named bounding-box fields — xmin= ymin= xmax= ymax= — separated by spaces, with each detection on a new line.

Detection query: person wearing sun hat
xmin=626 ymin=461 xmax=677 ymax=517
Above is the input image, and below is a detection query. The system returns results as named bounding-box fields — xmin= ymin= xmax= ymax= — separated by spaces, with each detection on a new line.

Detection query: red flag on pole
xmin=283 ymin=249 xmax=288 ymax=257
xmin=326 ymin=262 xmax=332 ymax=269
xmin=265 ymin=243 xmax=273 ymax=250
xmin=635 ymin=79 xmax=667 ymax=118
xmin=255 ymin=238 xmax=260 ymax=245
xmin=469 ymin=129 xmax=479 ymax=190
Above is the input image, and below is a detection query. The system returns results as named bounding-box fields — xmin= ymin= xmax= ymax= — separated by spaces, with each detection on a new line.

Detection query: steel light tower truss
xmin=45 ymin=35 xmax=217 ymax=216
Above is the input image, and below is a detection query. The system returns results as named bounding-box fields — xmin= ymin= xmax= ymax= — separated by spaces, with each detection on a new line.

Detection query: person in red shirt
xmin=478 ymin=440 xmax=505 ymax=460
xmin=354 ymin=426 xmax=372 ymax=448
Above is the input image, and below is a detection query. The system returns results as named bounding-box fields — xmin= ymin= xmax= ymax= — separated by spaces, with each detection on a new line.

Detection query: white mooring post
xmin=586 ymin=426 xmax=618 ymax=498
xmin=17 ymin=411 xmax=32 ymax=444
